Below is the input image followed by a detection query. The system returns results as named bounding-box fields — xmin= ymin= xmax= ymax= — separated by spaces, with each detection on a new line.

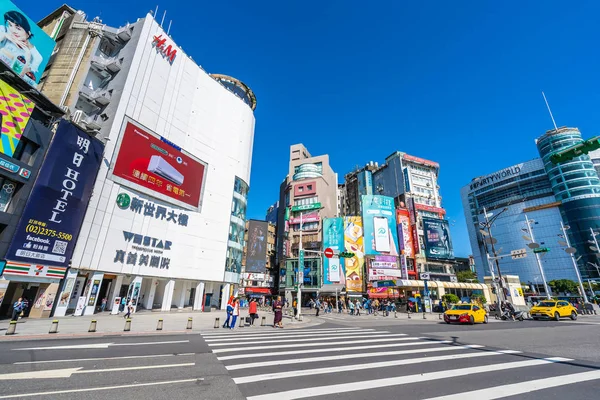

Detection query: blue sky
xmin=27 ymin=1 xmax=600 ymax=256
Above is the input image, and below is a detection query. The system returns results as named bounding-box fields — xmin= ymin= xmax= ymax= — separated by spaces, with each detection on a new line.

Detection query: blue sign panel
xmin=422 ymin=217 xmax=454 ymax=259
xmin=5 ymin=121 xmax=104 ymax=267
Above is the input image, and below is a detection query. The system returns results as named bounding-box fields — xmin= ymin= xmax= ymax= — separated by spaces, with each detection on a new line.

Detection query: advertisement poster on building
xmin=422 ymin=217 xmax=454 ymax=259
xmin=344 ymin=216 xmax=364 ymax=292
xmin=0 ymin=79 xmax=34 ymax=156
xmin=111 ymin=117 xmax=207 ymax=211
xmin=361 ymin=195 xmax=399 ymax=256
xmin=74 ymin=296 xmax=86 ymax=316
xmin=400 ymin=254 xmax=409 ymax=280
xmin=5 ymin=121 xmax=104 ymax=267
xmin=396 ymin=208 xmax=414 ymax=258
xmin=87 ymin=279 xmax=100 ymax=306
xmin=246 ymin=220 xmax=268 ymax=273
xmin=0 ymin=0 xmax=56 ymax=86
xmin=323 ymin=218 xmax=344 ymax=284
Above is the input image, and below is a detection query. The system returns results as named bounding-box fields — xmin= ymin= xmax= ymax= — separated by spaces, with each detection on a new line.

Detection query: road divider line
xmin=111 ymin=340 xmax=190 ymax=346
xmin=13 ymin=339 xmax=189 ymax=351
xmin=216 ymin=337 xmax=432 ymax=360
xmin=0 ymin=378 xmax=201 ymax=399
xmin=74 ymin=362 xmax=195 ymax=374
xmin=200 ymin=327 xmax=360 ymax=336
xmin=14 ymin=353 xmax=195 ymax=365
xmin=246 ymin=357 xmax=573 ymax=400
xmin=208 ymin=332 xmax=396 ymax=347
xmin=225 ymin=343 xmax=477 ymax=370
xmin=234 ymin=350 xmax=521 ymax=383
xmin=203 ymin=329 xmax=376 ymax=341
xmin=421 ymin=369 xmax=600 ymax=399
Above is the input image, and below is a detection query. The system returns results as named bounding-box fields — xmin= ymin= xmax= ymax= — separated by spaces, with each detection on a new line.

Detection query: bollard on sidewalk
xmin=239 ymin=318 xmax=244 ymax=328
xmin=408 ymin=311 xmax=411 ymax=319
xmin=214 ymin=318 xmax=220 ymax=328
xmin=394 ymin=311 xmax=398 ymax=318
xmin=49 ymin=320 xmax=59 ymax=334
xmin=124 ymin=318 xmax=131 ymax=332
xmin=261 ymin=316 xmax=266 ymax=326
xmin=439 ymin=313 xmax=442 ymax=320
xmin=187 ymin=317 xmax=193 ymax=330
xmin=157 ymin=319 xmax=163 ymax=331
xmin=5 ymin=321 xmax=16 ymax=335
xmin=423 ymin=312 xmax=426 ymax=320
xmin=88 ymin=320 xmax=97 ymax=333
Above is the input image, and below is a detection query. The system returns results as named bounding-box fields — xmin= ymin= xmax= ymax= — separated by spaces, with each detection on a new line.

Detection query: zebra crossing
xmin=201 ymin=326 xmax=600 ymax=400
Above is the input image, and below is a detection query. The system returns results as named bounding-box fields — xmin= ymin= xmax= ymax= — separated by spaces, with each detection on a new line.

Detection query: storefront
xmin=393 ymin=280 xmax=491 ymax=303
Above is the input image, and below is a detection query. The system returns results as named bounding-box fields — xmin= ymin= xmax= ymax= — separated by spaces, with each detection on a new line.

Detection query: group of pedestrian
xmin=117 ymin=297 xmax=134 ymax=318
xmin=222 ymin=297 xmax=264 ymax=329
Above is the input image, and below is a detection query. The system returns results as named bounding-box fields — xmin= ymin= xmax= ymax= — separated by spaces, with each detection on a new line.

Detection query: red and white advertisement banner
xmin=111 ymin=118 xmax=207 ymax=210
xmin=369 ymin=268 xmax=403 ymax=280
xmin=402 ymin=154 xmax=439 ymax=169
xmin=415 ymin=203 xmax=446 ymax=215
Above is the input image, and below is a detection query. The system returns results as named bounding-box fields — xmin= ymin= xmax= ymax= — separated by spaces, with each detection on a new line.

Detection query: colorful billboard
xmin=0 ymin=78 xmax=34 ymax=156
xmin=344 ymin=216 xmax=364 ymax=292
xmin=396 ymin=208 xmax=414 ymax=258
xmin=361 ymin=195 xmax=399 ymax=256
xmin=323 ymin=217 xmax=344 ymax=284
xmin=5 ymin=121 xmax=104 ymax=267
xmin=246 ymin=220 xmax=268 ymax=273
xmin=111 ymin=118 xmax=207 ymax=210
xmin=423 ymin=217 xmax=454 ymax=259
xmin=0 ymin=0 xmax=56 ymax=86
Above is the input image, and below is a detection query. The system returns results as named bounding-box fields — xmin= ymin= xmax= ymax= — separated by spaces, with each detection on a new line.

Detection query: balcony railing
xmin=91 ymin=54 xmax=122 ymax=73
xmin=79 ymin=86 xmax=112 ymax=106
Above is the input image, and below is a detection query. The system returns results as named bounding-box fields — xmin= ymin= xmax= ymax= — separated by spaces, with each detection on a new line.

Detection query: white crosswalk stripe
xmin=202 ymin=326 xmax=600 ymax=400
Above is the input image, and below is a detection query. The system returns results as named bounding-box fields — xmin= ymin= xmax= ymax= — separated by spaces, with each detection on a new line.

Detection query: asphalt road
xmin=0 ymin=315 xmax=599 ymax=399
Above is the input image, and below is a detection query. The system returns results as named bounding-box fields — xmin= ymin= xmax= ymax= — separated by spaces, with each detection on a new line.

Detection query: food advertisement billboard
xmin=361 ymin=195 xmax=399 ymax=256
xmin=0 ymin=78 xmax=34 ymax=156
xmin=344 ymin=216 xmax=364 ymax=292
xmin=423 ymin=217 xmax=454 ymax=259
xmin=111 ymin=118 xmax=207 ymax=211
xmin=0 ymin=0 xmax=56 ymax=86
xmin=5 ymin=121 xmax=104 ymax=267
xmin=246 ymin=220 xmax=268 ymax=273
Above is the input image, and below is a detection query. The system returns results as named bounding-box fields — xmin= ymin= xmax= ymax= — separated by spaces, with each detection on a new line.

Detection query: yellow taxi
xmin=443 ymin=303 xmax=488 ymax=325
xmin=530 ymin=300 xmax=578 ymax=321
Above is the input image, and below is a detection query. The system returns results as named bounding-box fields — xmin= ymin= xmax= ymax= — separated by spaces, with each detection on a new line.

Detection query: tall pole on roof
xmin=542 ymin=91 xmax=558 ymax=131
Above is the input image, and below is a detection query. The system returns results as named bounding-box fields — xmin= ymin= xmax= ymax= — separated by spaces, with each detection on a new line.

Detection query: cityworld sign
xmin=470 ymin=165 xmax=522 ymax=191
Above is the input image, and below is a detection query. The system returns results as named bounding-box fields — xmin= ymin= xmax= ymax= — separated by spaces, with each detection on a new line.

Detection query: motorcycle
xmin=500 ymin=309 xmax=525 ymax=321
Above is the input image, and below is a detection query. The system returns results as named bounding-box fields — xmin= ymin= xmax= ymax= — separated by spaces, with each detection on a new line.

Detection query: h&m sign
xmin=152 ymin=34 xmax=177 ymax=63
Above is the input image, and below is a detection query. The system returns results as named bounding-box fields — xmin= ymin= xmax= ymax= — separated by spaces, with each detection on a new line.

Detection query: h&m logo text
xmin=152 ymin=34 xmax=177 ymax=63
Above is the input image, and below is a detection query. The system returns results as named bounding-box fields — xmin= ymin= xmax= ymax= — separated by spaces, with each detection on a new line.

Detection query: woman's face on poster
xmin=7 ymin=20 xmax=29 ymax=42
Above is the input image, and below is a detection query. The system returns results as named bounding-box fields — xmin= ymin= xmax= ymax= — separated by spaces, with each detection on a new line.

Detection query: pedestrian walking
xmin=273 ymin=296 xmax=284 ymax=328
xmin=355 ymin=299 xmax=361 ymax=316
xmin=315 ymin=298 xmax=321 ymax=317
xmin=338 ymin=299 xmax=343 ymax=313
xmin=10 ymin=297 xmax=23 ymax=321
xmin=230 ymin=298 xmax=240 ymax=329
xmin=249 ymin=298 xmax=258 ymax=326
xmin=349 ymin=300 xmax=355 ymax=315
xmin=119 ymin=297 xmax=126 ymax=314
xmin=123 ymin=298 xmax=133 ymax=319
xmin=100 ymin=297 xmax=107 ymax=312
xmin=292 ymin=298 xmax=298 ymax=318
xmin=223 ymin=296 xmax=234 ymax=328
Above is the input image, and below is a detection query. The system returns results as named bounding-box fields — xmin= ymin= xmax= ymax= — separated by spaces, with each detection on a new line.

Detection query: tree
xmin=456 ymin=270 xmax=478 ymax=283
xmin=442 ymin=293 xmax=460 ymax=304
xmin=471 ymin=294 xmax=487 ymax=304
xmin=548 ymin=279 xmax=579 ymax=294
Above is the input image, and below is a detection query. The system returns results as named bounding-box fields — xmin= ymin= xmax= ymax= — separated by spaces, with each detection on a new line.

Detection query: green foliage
xmin=471 ymin=294 xmax=487 ymax=304
xmin=548 ymin=279 xmax=579 ymax=294
xmin=442 ymin=294 xmax=460 ymax=304
xmin=456 ymin=270 xmax=478 ymax=283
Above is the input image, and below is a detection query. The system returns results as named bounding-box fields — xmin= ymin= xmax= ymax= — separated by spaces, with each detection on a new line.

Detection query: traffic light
xmin=338 ymin=251 xmax=355 ymax=258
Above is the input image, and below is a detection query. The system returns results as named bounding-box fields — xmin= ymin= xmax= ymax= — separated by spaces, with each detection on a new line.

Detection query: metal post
xmin=261 ymin=316 xmax=266 ymax=326
xmin=561 ymin=221 xmax=588 ymax=303
xmin=157 ymin=319 xmax=164 ymax=330
xmin=124 ymin=318 xmax=131 ymax=331
xmin=88 ymin=320 xmax=97 ymax=333
xmin=49 ymin=320 xmax=59 ymax=334
xmin=6 ymin=321 xmax=16 ymax=335
xmin=482 ymin=207 xmax=503 ymax=318
xmin=525 ymin=214 xmax=551 ymax=299
xmin=187 ymin=317 xmax=193 ymax=330
xmin=297 ymin=212 xmax=303 ymax=321
xmin=214 ymin=317 xmax=220 ymax=328
xmin=591 ymin=228 xmax=600 ymax=255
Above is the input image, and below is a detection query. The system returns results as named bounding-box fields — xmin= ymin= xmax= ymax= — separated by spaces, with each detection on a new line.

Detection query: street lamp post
xmin=479 ymin=206 xmax=508 ymax=317
xmin=560 ymin=222 xmax=589 ymax=303
xmin=524 ymin=214 xmax=551 ymax=299
xmin=297 ymin=212 xmax=303 ymax=321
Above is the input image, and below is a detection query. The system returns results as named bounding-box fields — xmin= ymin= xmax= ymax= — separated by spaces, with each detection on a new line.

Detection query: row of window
xmin=294 ymin=196 xmax=318 ymax=206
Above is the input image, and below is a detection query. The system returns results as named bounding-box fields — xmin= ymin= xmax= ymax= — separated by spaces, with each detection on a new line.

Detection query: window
xmin=298 ymin=186 xmax=304 ymax=192
xmin=0 ymin=177 xmax=18 ymax=212
xmin=13 ymin=137 xmax=40 ymax=166
xmin=307 ymin=184 xmax=313 ymax=190
xmin=294 ymin=196 xmax=318 ymax=206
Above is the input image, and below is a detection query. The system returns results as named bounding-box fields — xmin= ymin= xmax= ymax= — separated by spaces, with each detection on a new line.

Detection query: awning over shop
xmin=441 ymin=282 xmax=486 ymax=290
xmin=368 ymin=288 xmax=399 ymax=299
xmin=395 ymin=280 xmax=441 ymax=288
xmin=244 ymin=287 xmax=272 ymax=294
xmin=319 ymin=284 xmax=345 ymax=293
xmin=394 ymin=280 xmax=485 ymax=290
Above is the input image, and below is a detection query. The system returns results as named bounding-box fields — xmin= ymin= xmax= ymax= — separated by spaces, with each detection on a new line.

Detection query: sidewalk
xmin=0 ymin=307 xmax=315 ymax=341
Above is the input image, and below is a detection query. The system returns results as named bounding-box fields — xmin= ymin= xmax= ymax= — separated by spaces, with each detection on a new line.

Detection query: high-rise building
xmin=276 ymin=144 xmax=338 ymax=302
xmin=462 ymin=126 xmax=600 ymax=290
xmin=37 ymin=6 xmax=256 ymax=315
xmin=265 ymin=201 xmax=279 ymax=225
xmin=240 ymin=220 xmax=276 ymax=299
xmin=344 ymin=162 xmax=377 ymax=216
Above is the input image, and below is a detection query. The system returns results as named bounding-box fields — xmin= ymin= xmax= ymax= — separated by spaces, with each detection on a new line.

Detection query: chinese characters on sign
xmin=113 ymin=231 xmax=172 ymax=270
xmin=116 ymin=193 xmax=189 ymax=226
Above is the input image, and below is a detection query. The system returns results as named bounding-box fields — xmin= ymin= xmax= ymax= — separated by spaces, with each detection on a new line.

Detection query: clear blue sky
xmin=27 ymin=1 xmax=600 ymax=257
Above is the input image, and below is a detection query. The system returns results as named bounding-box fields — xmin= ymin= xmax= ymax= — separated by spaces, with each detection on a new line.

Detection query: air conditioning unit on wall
xmin=71 ymin=110 xmax=84 ymax=124
xmin=147 ymin=155 xmax=184 ymax=186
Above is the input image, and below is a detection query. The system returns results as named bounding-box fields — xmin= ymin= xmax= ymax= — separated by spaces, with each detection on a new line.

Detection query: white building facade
xmin=53 ymin=13 xmax=255 ymax=316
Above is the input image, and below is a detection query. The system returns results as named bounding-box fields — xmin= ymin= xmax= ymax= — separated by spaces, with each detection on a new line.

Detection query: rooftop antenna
xmin=161 ymin=10 xmax=167 ymax=27
xmin=153 ymin=5 xmax=158 ymax=17
xmin=167 ymin=20 xmax=172 ymax=35
xmin=542 ymin=91 xmax=558 ymax=131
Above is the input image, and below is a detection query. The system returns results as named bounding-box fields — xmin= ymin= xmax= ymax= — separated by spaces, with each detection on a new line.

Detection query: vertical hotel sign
xmin=6 ymin=121 xmax=104 ymax=268
xmin=0 ymin=79 xmax=34 ymax=156
xmin=323 ymin=218 xmax=344 ymax=284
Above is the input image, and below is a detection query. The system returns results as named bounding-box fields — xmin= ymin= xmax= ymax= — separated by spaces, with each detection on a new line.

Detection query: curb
xmin=0 ymin=329 xmax=201 ymax=342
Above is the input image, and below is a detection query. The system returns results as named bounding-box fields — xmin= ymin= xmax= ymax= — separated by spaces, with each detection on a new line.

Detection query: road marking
xmin=422 ymin=370 xmax=600 ymax=399
xmin=13 ymin=340 xmax=189 ymax=351
xmin=234 ymin=350 xmax=520 ymax=383
xmin=14 ymin=353 xmax=195 ymax=365
xmin=217 ymin=337 xmax=426 ymax=360
xmin=208 ymin=332 xmax=396 ymax=347
xmin=200 ymin=327 xmax=359 ymax=336
xmin=0 ymin=363 xmax=194 ymax=380
xmin=212 ymin=335 xmax=409 ymax=353
xmin=246 ymin=357 xmax=572 ymax=400
xmin=203 ymin=329 xmax=375 ymax=341
xmin=225 ymin=344 xmax=479 ymax=370
xmin=0 ymin=378 xmax=201 ymax=398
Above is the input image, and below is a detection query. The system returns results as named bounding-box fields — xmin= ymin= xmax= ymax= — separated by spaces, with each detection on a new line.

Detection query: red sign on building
xmin=152 ymin=34 xmax=177 ymax=63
